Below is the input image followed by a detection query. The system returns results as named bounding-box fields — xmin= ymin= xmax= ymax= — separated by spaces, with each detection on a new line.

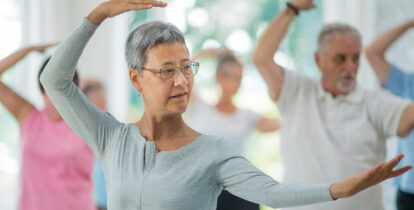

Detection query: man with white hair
xmin=253 ymin=0 xmax=414 ymax=210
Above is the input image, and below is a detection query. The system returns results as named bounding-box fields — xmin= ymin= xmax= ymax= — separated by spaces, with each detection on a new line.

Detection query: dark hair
xmin=216 ymin=54 xmax=242 ymax=75
xmin=82 ymin=83 xmax=103 ymax=96
xmin=38 ymin=56 xmax=79 ymax=93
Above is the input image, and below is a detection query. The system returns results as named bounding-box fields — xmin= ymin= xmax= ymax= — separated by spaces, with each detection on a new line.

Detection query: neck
xmin=321 ymin=80 xmax=340 ymax=98
xmin=136 ymin=111 xmax=187 ymax=141
xmin=216 ymin=93 xmax=236 ymax=113
xmin=45 ymin=107 xmax=62 ymax=122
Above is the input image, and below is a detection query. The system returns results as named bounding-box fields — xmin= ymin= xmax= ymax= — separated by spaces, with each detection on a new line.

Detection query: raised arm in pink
xmin=19 ymin=109 xmax=95 ymax=210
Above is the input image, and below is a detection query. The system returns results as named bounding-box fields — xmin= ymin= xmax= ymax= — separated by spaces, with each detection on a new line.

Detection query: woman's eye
xmin=162 ymin=69 xmax=175 ymax=75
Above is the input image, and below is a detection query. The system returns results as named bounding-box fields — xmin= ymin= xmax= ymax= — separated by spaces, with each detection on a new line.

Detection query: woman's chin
xmin=167 ymin=104 xmax=188 ymax=114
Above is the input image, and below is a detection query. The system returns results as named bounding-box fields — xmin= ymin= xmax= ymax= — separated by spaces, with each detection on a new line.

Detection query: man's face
xmin=315 ymin=33 xmax=361 ymax=96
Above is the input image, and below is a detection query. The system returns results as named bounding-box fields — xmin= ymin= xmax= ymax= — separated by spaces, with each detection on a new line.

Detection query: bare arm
xmin=365 ymin=20 xmax=414 ymax=85
xmin=0 ymin=44 xmax=56 ymax=124
xmin=252 ymin=0 xmax=315 ymax=101
xmin=256 ymin=116 xmax=280 ymax=132
xmin=190 ymin=48 xmax=233 ymax=61
xmin=396 ymin=103 xmax=414 ymax=137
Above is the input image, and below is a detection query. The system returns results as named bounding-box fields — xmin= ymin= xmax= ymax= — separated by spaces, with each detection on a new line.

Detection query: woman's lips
xmin=170 ymin=92 xmax=187 ymax=99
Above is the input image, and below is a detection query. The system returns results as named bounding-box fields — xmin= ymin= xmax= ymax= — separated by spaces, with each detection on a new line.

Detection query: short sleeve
xmin=277 ymin=70 xmax=316 ymax=116
xmin=367 ymin=89 xmax=411 ymax=138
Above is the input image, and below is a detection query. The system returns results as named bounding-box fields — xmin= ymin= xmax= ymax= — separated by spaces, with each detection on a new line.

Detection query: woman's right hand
xmin=329 ymin=154 xmax=411 ymax=200
xmin=87 ymin=0 xmax=167 ymax=25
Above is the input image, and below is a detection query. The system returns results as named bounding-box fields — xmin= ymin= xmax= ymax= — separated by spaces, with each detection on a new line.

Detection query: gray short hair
xmin=125 ymin=21 xmax=187 ymax=72
xmin=317 ymin=23 xmax=361 ymax=52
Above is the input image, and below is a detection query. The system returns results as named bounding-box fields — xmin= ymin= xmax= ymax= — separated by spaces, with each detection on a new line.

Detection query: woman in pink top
xmin=0 ymin=45 xmax=95 ymax=210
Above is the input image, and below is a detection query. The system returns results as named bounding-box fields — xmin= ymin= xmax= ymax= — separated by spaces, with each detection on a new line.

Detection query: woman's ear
xmin=129 ymin=68 xmax=142 ymax=94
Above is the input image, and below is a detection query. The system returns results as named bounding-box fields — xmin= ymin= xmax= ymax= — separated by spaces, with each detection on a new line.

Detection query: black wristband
xmin=286 ymin=2 xmax=299 ymax=16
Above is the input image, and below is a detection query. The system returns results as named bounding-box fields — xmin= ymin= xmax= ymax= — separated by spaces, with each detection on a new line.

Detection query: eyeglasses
xmin=140 ymin=61 xmax=200 ymax=81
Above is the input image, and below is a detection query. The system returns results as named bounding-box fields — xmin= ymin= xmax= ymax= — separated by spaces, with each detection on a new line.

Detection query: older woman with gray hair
xmin=40 ymin=0 xmax=411 ymax=209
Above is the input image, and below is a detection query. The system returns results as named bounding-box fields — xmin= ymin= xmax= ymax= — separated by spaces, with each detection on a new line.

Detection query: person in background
xmin=40 ymin=0 xmax=412 ymax=209
xmin=252 ymin=0 xmax=414 ymax=210
xmin=82 ymin=80 xmax=108 ymax=210
xmin=0 ymin=45 xmax=95 ymax=210
xmin=187 ymin=48 xmax=280 ymax=210
xmin=365 ymin=19 xmax=414 ymax=210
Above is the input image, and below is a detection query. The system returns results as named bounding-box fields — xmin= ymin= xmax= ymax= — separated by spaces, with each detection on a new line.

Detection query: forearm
xmin=0 ymin=47 xmax=32 ymax=75
xmin=365 ymin=22 xmax=413 ymax=85
xmin=253 ymin=8 xmax=296 ymax=64
xmin=41 ymin=19 xmax=97 ymax=90
xmin=257 ymin=117 xmax=280 ymax=132
xmin=40 ymin=19 xmax=108 ymax=153
xmin=366 ymin=21 xmax=413 ymax=58
xmin=87 ymin=4 xmax=109 ymax=25
xmin=217 ymin=150 xmax=333 ymax=208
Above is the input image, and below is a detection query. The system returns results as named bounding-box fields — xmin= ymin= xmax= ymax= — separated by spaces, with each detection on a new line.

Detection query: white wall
xmin=19 ymin=0 xmax=130 ymax=120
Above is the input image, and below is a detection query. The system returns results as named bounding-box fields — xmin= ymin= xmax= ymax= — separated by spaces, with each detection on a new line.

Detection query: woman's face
xmin=216 ymin=62 xmax=243 ymax=97
xmin=130 ymin=42 xmax=193 ymax=116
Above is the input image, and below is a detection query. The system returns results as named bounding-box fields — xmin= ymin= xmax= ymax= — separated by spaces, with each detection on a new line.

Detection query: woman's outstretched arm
xmin=217 ymin=141 xmax=411 ymax=209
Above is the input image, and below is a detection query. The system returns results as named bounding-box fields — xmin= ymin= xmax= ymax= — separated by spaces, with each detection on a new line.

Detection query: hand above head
xmin=87 ymin=0 xmax=167 ymax=25
xmin=329 ymin=154 xmax=411 ymax=199
xmin=191 ymin=48 xmax=233 ymax=60
xmin=290 ymin=0 xmax=316 ymax=11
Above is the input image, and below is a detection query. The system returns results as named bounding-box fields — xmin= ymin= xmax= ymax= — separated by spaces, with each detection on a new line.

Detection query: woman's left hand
xmin=329 ymin=154 xmax=411 ymax=199
xmin=87 ymin=0 xmax=167 ymax=25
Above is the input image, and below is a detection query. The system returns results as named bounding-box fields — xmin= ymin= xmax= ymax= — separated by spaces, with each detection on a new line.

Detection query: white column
xmin=106 ymin=14 xmax=130 ymax=121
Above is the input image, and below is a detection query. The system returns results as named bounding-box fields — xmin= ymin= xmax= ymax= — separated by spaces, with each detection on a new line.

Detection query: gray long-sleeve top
xmin=40 ymin=18 xmax=334 ymax=210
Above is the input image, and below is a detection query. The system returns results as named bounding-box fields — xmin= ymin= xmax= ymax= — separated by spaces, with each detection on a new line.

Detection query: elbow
xmin=364 ymin=46 xmax=384 ymax=63
xmin=252 ymin=50 xmax=270 ymax=70
xmin=39 ymin=62 xmax=59 ymax=92
xmin=39 ymin=67 xmax=51 ymax=91
xmin=252 ymin=51 xmax=263 ymax=67
xmin=364 ymin=47 xmax=375 ymax=62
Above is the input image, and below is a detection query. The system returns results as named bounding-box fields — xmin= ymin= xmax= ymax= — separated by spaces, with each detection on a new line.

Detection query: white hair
xmin=317 ymin=23 xmax=361 ymax=52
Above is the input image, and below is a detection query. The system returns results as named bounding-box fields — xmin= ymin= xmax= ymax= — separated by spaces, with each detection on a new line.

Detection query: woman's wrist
xmin=329 ymin=182 xmax=348 ymax=200
xmin=87 ymin=4 xmax=107 ymax=25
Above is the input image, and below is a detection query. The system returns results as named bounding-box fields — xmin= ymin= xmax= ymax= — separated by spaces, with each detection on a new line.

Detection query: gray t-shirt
xmin=40 ymin=18 xmax=333 ymax=210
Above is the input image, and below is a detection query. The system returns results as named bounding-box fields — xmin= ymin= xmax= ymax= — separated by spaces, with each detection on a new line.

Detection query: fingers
xmin=387 ymin=166 xmax=412 ymax=178
xmin=123 ymin=0 xmax=167 ymax=13
xmin=383 ymin=154 xmax=404 ymax=171
xmin=127 ymin=0 xmax=167 ymax=7
xmin=126 ymin=4 xmax=154 ymax=12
